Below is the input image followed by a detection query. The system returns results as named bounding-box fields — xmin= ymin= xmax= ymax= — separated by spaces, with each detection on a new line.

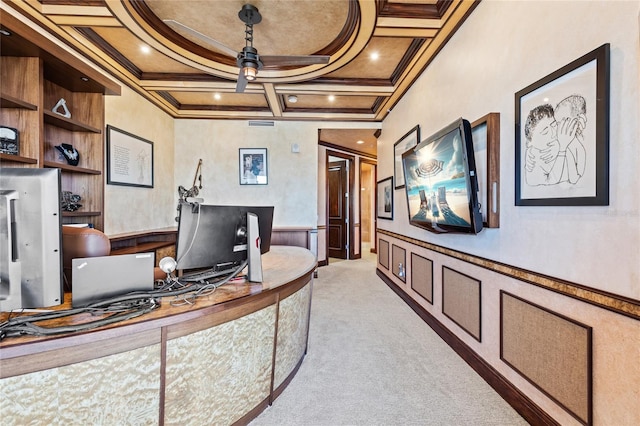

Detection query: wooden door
xmin=328 ymin=160 xmax=348 ymax=259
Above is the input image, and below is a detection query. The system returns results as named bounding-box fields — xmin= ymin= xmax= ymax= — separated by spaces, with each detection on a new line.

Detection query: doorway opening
xmin=326 ymin=151 xmax=354 ymax=261
xmin=360 ymin=160 xmax=376 ymax=255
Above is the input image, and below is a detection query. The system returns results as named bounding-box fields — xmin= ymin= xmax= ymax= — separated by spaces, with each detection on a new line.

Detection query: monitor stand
xmin=246 ymin=212 xmax=263 ymax=283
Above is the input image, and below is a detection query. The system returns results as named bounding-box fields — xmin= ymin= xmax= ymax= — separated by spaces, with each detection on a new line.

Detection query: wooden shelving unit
xmin=0 ymin=153 xmax=38 ymax=164
xmin=43 ymin=110 xmax=102 ymax=133
xmin=0 ymin=17 xmax=120 ymax=231
xmin=1 ymin=93 xmax=38 ymax=110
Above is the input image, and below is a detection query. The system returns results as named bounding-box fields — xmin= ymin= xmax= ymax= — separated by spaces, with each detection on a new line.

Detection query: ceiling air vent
xmin=248 ymin=120 xmax=275 ymax=127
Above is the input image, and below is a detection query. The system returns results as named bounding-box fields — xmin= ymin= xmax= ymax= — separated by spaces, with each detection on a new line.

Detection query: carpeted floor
xmin=250 ymin=250 xmax=529 ymax=426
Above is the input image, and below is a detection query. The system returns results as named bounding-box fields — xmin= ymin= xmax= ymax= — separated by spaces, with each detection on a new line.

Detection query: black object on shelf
xmin=55 ymin=143 xmax=80 ymax=166
xmin=0 ymin=125 xmax=19 ymax=155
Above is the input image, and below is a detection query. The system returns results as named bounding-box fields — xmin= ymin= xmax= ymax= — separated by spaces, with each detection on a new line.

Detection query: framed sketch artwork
xmin=239 ymin=148 xmax=268 ymax=185
xmin=106 ymin=125 xmax=154 ymax=188
xmin=393 ymin=125 xmax=420 ymax=189
xmin=377 ymin=176 xmax=393 ymax=220
xmin=515 ymin=43 xmax=610 ymax=206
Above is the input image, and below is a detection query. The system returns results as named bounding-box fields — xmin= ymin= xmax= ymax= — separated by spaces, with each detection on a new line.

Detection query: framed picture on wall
xmin=377 ymin=176 xmax=393 ymax=220
xmin=239 ymin=148 xmax=268 ymax=185
xmin=393 ymin=125 xmax=420 ymax=189
xmin=106 ymin=125 xmax=154 ymax=188
xmin=515 ymin=43 xmax=610 ymax=206
xmin=471 ymin=113 xmax=500 ymax=227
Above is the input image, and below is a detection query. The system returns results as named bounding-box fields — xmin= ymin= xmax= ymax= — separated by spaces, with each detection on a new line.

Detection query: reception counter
xmin=0 ymin=246 xmax=317 ymax=426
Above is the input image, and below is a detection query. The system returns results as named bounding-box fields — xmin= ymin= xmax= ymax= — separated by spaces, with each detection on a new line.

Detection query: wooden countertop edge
xmin=0 ymin=247 xmax=316 ymax=366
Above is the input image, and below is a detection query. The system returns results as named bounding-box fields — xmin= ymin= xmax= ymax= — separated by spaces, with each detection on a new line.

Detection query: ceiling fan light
xmin=243 ymin=66 xmax=257 ymax=81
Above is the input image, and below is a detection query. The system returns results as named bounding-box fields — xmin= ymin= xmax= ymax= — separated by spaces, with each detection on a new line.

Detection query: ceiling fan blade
xmin=236 ymin=70 xmax=248 ymax=93
xmin=261 ymin=55 xmax=330 ymax=67
xmin=163 ymin=19 xmax=238 ymax=58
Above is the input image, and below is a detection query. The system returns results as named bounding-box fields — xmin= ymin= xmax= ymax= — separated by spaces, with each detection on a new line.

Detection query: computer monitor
xmin=0 ymin=168 xmax=63 ymax=310
xmin=175 ymin=202 xmax=274 ymax=275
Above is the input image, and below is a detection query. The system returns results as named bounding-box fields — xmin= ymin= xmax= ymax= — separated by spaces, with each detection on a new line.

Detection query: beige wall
xmin=103 ymin=89 xmax=378 ymax=255
xmin=104 ymin=85 xmax=176 ymax=235
xmin=173 ymin=120 xmax=320 ymax=228
xmin=169 ymin=120 xmax=377 ymax=261
xmin=378 ymin=0 xmax=640 ymax=300
xmin=376 ymin=2 xmax=640 ymax=425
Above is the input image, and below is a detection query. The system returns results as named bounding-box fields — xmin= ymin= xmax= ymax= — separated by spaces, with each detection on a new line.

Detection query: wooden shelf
xmin=62 ymin=211 xmax=101 ymax=217
xmin=110 ymin=241 xmax=175 ymax=256
xmin=109 ymin=227 xmax=178 ymax=257
xmin=0 ymin=153 xmax=38 ymax=164
xmin=0 ymin=93 xmax=38 ymax=110
xmin=44 ymin=110 xmax=101 ymax=133
xmin=43 ymin=160 xmax=101 ymax=175
xmin=1 ymin=20 xmax=119 ymax=231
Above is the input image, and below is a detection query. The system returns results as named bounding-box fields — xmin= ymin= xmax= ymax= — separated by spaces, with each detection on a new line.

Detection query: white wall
xmin=173 ymin=120 xmax=320 ymax=227
xmin=378 ymin=0 xmax=640 ymax=300
xmin=104 ymin=85 xmax=176 ymax=235
xmin=173 ymin=120 xmax=379 ymax=233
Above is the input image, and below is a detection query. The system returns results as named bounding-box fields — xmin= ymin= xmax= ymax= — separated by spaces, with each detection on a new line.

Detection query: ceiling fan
xmin=164 ymin=4 xmax=330 ymax=93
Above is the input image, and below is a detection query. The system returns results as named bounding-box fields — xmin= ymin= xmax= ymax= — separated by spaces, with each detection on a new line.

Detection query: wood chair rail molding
xmin=376 ymin=229 xmax=640 ymax=320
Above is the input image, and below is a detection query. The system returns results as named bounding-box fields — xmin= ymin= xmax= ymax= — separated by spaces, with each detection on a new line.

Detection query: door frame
xmin=359 ymin=158 xmax=377 ymax=255
xmin=325 ymin=150 xmax=355 ymax=262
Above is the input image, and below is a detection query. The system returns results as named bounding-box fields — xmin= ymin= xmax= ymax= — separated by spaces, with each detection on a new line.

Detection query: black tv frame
xmin=401 ymin=118 xmax=483 ymax=234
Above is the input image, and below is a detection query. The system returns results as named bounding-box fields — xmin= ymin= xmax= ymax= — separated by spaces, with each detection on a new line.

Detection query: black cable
xmin=0 ymin=259 xmax=248 ymax=340
xmin=0 ymin=298 xmax=159 ymax=339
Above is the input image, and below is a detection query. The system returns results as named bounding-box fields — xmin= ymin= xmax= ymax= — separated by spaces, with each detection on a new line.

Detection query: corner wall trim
xmin=376 ymin=268 xmax=559 ymax=426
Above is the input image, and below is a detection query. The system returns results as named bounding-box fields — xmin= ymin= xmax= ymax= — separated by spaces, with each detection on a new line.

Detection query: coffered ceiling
xmin=2 ymin=0 xmax=478 ymax=125
xmin=2 ymin=1 xmax=479 ymax=157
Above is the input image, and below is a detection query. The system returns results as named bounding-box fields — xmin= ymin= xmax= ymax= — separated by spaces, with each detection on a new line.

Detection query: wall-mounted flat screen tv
xmin=402 ymin=118 xmax=483 ymax=234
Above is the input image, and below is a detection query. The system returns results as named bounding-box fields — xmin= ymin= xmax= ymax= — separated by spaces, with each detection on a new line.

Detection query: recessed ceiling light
xmin=140 ymin=45 xmax=151 ymax=54
xmin=370 ymin=51 xmax=379 ymax=61
xmin=80 ymin=77 xmax=89 ymax=82
xmin=356 ymin=140 xmax=364 ymax=144
xmin=214 ymin=93 xmax=221 ymax=100
xmin=0 ymin=29 xmax=11 ymax=36
xmin=287 ymin=95 xmax=298 ymax=103
xmin=328 ymin=95 xmax=335 ymax=102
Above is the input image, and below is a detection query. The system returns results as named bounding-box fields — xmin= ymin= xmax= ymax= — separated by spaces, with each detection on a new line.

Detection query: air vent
xmin=248 ymin=120 xmax=275 ymax=127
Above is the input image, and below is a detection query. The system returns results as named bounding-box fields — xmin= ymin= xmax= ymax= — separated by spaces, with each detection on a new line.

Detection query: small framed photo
xmin=239 ymin=148 xmax=268 ymax=185
xmin=106 ymin=125 xmax=154 ymax=188
xmin=377 ymin=176 xmax=393 ymax=220
xmin=393 ymin=125 xmax=420 ymax=189
xmin=515 ymin=44 xmax=609 ymax=206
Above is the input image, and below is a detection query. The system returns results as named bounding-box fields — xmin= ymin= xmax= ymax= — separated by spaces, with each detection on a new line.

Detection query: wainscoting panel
xmin=411 ymin=253 xmax=433 ymax=304
xmin=375 ymin=228 xmax=640 ymax=426
xmin=442 ymin=266 xmax=481 ymax=341
xmin=501 ymin=291 xmax=592 ymax=425
xmin=378 ymin=239 xmax=389 ymax=270
xmin=391 ymin=244 xmax=406 ymax=282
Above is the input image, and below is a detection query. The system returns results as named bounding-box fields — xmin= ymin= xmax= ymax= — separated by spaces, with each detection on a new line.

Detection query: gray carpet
xmin=250 ymin=251 xmax=529 ymax=426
